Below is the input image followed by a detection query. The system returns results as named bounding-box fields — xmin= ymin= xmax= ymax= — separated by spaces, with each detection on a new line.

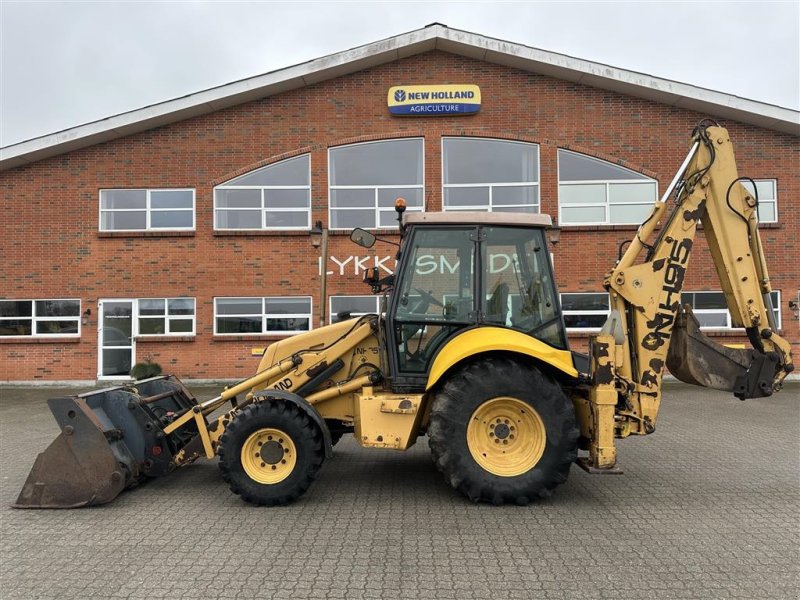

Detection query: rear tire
xmin=219 ymin=402 xmax=325 ymax=506
xmin=428 ymin=356 xmax=578 ymax=504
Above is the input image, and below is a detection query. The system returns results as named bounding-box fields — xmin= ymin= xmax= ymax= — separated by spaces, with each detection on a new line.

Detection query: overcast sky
xmin=1 ymin=1 xmax=798 ymax=147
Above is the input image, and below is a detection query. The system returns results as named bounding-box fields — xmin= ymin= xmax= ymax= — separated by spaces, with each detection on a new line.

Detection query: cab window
xmin=393 ymin=228 xmax=476 ymax=373
xmin=481 ymin=226 xmax=567 ymax=350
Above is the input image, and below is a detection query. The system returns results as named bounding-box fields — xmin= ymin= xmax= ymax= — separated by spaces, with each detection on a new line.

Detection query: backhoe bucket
xmin=15 ymin=376 xmax=199 ymax=509
xmin=666 ymin=306 xmax=780 ymax=400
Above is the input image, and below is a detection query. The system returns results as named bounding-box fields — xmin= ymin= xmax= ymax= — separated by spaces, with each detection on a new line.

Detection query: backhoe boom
xmin=586 ymin=124 xmax=793 ymax=470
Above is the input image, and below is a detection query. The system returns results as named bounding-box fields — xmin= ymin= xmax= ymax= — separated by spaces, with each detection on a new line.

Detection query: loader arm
xmin=583 ymin=123 xmax=793 ymax=470
xmin=15 ymin=317 xmax=382 ymax=508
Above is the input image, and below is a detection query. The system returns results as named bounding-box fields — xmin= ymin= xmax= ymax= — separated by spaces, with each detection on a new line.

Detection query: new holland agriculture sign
xmin=388 ymin=85 xmax=481 ymax=116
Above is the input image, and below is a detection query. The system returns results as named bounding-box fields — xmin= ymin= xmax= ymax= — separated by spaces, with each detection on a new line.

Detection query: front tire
xmin=219 ymin=401 xmax=325 ymax=506
xmin=428 ymin=356 xmax=578 ymax=504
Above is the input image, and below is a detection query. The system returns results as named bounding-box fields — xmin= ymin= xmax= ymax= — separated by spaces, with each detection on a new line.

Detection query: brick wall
xmin=1 ymin=50 xmax=798 ymax=380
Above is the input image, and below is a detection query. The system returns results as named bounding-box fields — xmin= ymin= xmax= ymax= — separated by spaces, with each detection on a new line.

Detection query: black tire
xmin=218 ymin=401 xmax=325 ymax=506
xmin=427 ymin=356 xmax=578 ymax=505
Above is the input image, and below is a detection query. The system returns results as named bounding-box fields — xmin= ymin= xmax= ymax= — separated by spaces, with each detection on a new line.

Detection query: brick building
xmin=1 ymin=24 xmax=798 ymax=382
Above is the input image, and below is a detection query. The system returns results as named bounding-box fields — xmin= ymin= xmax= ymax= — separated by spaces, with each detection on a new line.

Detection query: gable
xmin=1 ymin=23 xmax=797 ymax=172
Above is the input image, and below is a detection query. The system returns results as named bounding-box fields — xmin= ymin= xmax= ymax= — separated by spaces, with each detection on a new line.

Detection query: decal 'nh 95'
xmin=642 ymin=238 xmax=693 ymax=351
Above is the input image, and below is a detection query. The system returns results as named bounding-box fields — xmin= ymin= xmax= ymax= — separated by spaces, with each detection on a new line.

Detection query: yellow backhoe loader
xmin=15 ymin=122 xmax=794 ymax=508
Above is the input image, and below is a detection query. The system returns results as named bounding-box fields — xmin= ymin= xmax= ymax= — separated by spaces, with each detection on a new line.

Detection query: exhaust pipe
xmin=14 ymin=376 xmax=200 ymax=509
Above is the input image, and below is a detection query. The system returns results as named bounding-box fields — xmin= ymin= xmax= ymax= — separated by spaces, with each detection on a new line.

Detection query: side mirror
xmin=363 ymin=266 xmax=380 ymax=285
xmin=350 ymin=228 xmax=376 ymax=248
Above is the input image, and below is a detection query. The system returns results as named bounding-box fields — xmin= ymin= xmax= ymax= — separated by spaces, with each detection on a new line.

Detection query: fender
xmin=426 ymin=327 xmax=578 ymax=390
xmin=252 ymin=389 xmax=333 ymax=458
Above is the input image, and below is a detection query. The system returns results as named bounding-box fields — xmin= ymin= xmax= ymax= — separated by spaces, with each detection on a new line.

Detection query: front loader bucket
xmin=667 ymin=306 xmax=780 ymax=400
xmin=15 ymin=376 xmax=200 ymax=509
xmin=14 ymin=397 xmax=127 ymax=508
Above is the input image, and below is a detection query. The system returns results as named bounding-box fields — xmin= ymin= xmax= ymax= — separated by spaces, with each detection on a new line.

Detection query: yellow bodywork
xmin=576 ymin=125 xmax=795 ymax=473
xmin=354 ymin=387 xmax=424 ymax=449
xmin=242 ymin=320 xmax=575 ymax=455
xmin=169 ymin=316 xmax=582 ymax=466
xmin=170 ymin=317 xmax=432 ymax=462
xmin=426 ymin=327 xmax=578 ymax=390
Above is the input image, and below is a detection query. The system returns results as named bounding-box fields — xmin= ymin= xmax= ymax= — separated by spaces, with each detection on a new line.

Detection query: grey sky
xmin=1 ymin=1 xmax=798 ymax=147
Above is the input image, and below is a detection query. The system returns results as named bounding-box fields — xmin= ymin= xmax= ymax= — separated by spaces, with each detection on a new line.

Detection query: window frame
xmin=441 ymin=137 xmax=541 ymax=213
xmin=135 ymin=298 xmax=196 ymax=337
xmin=0 ymin=299 xmax=81 ymax=338
xmin=329 ymin=295 xmax=383 ymax=323
xmin=214 ymin=296 xmax=314 ymax=336
xmin=328 ymin=139 xmax=425 ymax=231
xmin=741 ymin=178 xmax=778 ymax=224
xmin=99 ymin=188 xmax=195 ymax=232
xmin=557 ymin=150 xmax=657 ymax=226
xmin=559 ymin=292 xmax=611 ymax=332
xmin=213 ymin=155 xmax=312 ymax=231
xmin=681 ymin=290 xmax=782 ymax=330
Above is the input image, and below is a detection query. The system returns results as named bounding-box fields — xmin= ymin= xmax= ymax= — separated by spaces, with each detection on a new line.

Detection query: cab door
xmin=480 ymin=225 xmax=568 ymax=350
xmin=386 ymin=226 xmax=478 ymax=390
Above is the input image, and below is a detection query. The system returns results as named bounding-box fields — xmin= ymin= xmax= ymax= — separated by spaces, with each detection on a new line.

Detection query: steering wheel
xmin=398 ymin=289 xmax=441 ymax=362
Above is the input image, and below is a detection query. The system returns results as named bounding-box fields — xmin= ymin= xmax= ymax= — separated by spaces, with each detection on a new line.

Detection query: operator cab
xmin=384 ymin=211 xmax=571 ymax=390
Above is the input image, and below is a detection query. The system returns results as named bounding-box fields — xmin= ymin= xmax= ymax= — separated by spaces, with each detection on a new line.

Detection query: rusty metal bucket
xmin=14 ymin=376 xmax=199 ymax=509
xmin=666 ymin=306 xmax=780 ymax=400
xmin=14 ymin=396 xmax=128 ymax=508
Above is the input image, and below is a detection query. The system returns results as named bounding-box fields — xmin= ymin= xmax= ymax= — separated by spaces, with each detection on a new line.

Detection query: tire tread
xmin=218 ymin=401 xmax=325 ymax=506
xmin=428 ymin=356 xmax=578 ymax=504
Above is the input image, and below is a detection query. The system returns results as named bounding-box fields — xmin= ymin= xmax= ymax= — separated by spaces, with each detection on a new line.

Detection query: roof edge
xmin=405 ymin=211 xmax=553 ymax=228
xmin=2 ymin=23 xmax=798 ymax=171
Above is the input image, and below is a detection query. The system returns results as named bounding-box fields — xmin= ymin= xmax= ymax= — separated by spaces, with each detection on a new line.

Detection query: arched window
xmin=328 ymin=139 xmax=424 ymax=229
xmin=558 ymin=150 xmax=657 ymax=225
xmin=442 ymin=138 xmax=539 ymax=212
xmin=214 ymin=155 xmax=310 ymax=230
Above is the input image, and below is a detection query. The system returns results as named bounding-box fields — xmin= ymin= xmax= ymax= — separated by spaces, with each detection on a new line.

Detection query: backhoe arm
xmin=586 ymin=124 xmax=793 ymax=467
xmin=666 ymin=126 xmax=793 ymax=398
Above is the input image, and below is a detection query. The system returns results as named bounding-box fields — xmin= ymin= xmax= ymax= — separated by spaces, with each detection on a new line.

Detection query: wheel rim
xmin=241 ymin=428 xmax=297 ymax=484
xmin=466 ymin=396 xmax=546 ymax=477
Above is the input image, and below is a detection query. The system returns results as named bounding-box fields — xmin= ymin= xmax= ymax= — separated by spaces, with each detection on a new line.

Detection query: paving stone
xmin=0 ymin=383 xmax=798 ymax=599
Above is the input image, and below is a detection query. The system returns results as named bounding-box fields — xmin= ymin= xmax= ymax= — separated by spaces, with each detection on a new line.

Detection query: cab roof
xmin=403 ymin=211 xmax=553 ymax=228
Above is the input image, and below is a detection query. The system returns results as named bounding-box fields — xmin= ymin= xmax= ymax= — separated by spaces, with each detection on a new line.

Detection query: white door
xmin=98 ymin=299 xmax=135 ymax=379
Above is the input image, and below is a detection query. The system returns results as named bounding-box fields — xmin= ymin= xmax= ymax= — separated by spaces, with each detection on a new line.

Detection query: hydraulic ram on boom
xmin=583 ymin=122 xmax=793 ymax=470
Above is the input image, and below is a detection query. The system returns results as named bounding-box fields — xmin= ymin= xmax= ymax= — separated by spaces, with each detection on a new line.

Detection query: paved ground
xmin=0 ymin=382 xmax=798 ymax=600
